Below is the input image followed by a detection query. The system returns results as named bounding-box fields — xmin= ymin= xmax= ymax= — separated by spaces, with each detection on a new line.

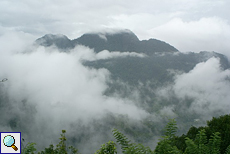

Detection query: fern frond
xmin=112 ymin=129 xmax=131 ymax=153
xmin=208 ymin=132 xmax=221 ymax=154
xmin=164 ymin=119 xmax=178 ymax=139
xmin=124 ymin=143 xmax=153 ymax=154
xmin=225 ymin=145 xmax=230 ymax=154
xmin=184 ymin=137 xmax=198 ymax=154
xmin=95 ymin=141 xmax=117 ymax=154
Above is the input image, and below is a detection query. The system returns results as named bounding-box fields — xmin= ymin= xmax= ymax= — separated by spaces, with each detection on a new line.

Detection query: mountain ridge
xmin=35 ymin=30 xmax=178 ymax=55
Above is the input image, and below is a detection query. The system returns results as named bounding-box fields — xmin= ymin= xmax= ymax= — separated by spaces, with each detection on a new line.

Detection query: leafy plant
xmin=38 ymin=130 xmax=79 ymax=154
xmin=95 ymin=141 xmax=117 ymax=154
xmin=112 ymin=129 xmax=132 ymax=153
xmin=164 ymin=119 xmax=178 ymax=139
xmin=112 ymin=129 xmax=153 ymax=154
xmin=22 ymin=142 xmax=37 ymax=154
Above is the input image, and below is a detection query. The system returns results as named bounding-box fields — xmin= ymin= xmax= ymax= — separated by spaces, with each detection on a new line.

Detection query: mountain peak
xmin=74 ymin=29 xmax=140 ymax=52
xmin=35 ymin=34 xmax=74 ymax=49
xmin=77 ymin=29 xmax=139 ymax=42
xmin=35 ymin=29 xmax=178 ymax=54
xmin=88 ymin=29 xmax=140 ymax=42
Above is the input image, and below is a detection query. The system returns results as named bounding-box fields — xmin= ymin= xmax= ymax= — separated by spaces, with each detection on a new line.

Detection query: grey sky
xmin=1 ymin=0 xmax=230 ymax=55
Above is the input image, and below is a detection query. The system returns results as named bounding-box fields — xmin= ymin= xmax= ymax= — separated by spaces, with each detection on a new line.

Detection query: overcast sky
xmin=1 ymin=0 xmax=230 ymax=55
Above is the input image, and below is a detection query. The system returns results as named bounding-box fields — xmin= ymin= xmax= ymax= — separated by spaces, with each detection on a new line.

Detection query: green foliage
xmin=38 ymin=144 xmax=55 ymax=154
xmin=154 ymin=119 xmax=182 ymax=154
xmin=171 ymin=114 xmax=230 ymax=154
xmin=208 ymin=132 xmax=221 ymax=154
xmin=183 ymin=129 xmax=222 ymax=154
xmin=173 ymin=135 xmax=186 ymax=153
xmin=112 ymin=129 xmax=132 ymax=153
xmin=194 ymin=129 xmax=208 ymax=154
xmin=95 ymin=141 xmax=117 ymax=154
xmin=56 ymin=130 xmax=67 ymax=154
xmin=164 ymin=119 xmax=178 ymax=139
xmin=207 ymin=114 xmax=230 ymax=154
xmin=69 ymin=145 xmax=79 ymax=154
xmin=22 ymin=142 xmax=37 ymax=154
xmin=154 ymin=138 xmax=182 ymax=154
xmin=184 ymin=137 xmax=198 ymax=154
xmin=155 ymin=118 xmax=225 ymax=154
xmin=124 ymin=143 xmax=153 ymax=154
xmin=225 ymin=145 xmax=230 ymax=154
xmin=21 ymin=114 xmax=230 ymax=154
xmin=112 ymin=129 xmax=153 ymax=154
xmin=186 ymin=126 xmax=205 ymax=141
xmin=38 ymin=130 xmax=79 ymax=154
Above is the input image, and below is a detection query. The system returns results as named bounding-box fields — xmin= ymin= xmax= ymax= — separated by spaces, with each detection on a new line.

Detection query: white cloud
xmin=1 ymin=0 xmax=229 ymax=42
xmin=172 ymin=57 xmax=230 ymax=118
xmin=149 ymin=17 xmax=230 ymax=58
xmin=0 ymin=33 xmax=148 ymax=119
xmin=88 ymin=50 xmax=146 ymax=61
xmin=0 ymin=29 xmax=35 ymax=54
xmin=0 ymin=32 xmax=149 ymax=150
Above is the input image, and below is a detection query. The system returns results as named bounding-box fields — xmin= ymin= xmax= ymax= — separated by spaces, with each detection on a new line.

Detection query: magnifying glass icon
xmin=3 ymin=135 xmax=18 ymax=151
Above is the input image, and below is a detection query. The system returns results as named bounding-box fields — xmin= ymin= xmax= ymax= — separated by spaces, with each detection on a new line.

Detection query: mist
xmin=1 ymin=30 xmax=230 ymax=153
xmin=157 ymin=57 xmax=230 ymax=122
xmin=0 ymin=32 xmax=150 ymax=152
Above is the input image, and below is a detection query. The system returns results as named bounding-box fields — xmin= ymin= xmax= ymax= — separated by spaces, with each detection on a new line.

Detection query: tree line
xmin=22 ymin=114 xmax=230 ymax=154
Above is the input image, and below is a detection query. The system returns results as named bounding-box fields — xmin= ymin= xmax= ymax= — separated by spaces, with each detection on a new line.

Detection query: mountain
xmin=35 ymin=34 xmax=74 ymax=49
xmin=35 ymin=29 xmax=230 ymax=117
xmin=35 ymin=30 xmax=230 ymax=99
xmin=84 ymin=51 xmax=230 ymax=85
xmin=73 ymin=30 xmax=178 ymax=55
xmin=35 ymin=30 xmax=178 ymax=55
xmin=1 ymin=29 xmax=230 ymax=153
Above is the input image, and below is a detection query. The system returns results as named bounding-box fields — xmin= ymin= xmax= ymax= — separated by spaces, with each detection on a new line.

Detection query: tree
xmin=207 ymin=114 xmax=230 ymax=154
xmin=154 ymin=119 xmax=182 ymax=154
xmin=112 ymin=129 xmax=153 ymax=154
xmin=164 ymin=119 xmax=178 ymax=139
xmin=95 ymin=141 xmax=117 ymax=154
xmin=38 ymin=130 xmax=79 ymax=154
xmin=21 ymin=115 xmax=230 ymax=154
xmin=22 ymin=142 xmax=37 ymax=154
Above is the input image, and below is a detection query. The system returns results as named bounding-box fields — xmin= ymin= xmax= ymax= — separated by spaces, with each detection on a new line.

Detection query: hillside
xmin=36 ymin=30 xmax=178 ymax=55
xmin=1 ymin=29 xmax=230 ymax=153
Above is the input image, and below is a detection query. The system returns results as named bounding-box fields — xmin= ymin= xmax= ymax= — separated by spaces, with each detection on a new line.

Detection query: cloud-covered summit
xmin=35 ymin=29 xmax=178 ymax=55
xmin=35 ymin=34 xmax=74 ymax=49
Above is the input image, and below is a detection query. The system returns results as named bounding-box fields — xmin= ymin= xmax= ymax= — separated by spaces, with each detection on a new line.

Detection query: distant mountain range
xmin=35 ymin=30 xmax=230 ymax=114
xmin=35 ymin=29 xmax=178 ymax=55
xmin=35 ymin=29 xmax=229 ymax=86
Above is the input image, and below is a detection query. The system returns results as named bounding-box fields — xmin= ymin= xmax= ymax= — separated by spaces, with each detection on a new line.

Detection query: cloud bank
xmin=173 ymin=58 xmax=230 ymax=118
xmin=0 ymin=31 xmax=149 ymax=152
xmin=157 ymin=57 xmax=230 ymax=122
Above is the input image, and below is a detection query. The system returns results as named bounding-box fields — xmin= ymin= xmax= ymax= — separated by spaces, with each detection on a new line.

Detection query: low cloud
xmin=174 ymin=58 xmax=230 ymax=118
xmin=0 ymin=31 xmax=149 ymax=152
xmin=157 ymin=57 xmax=230 ymax=120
